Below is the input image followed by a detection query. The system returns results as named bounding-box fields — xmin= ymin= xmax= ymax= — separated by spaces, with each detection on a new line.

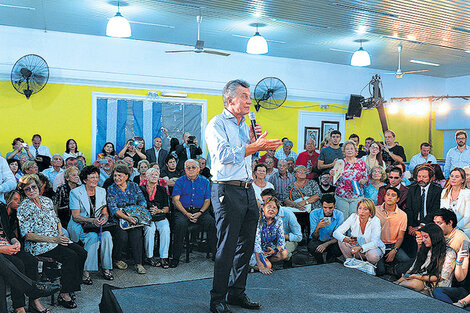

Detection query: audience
xmin=7 ymin=159 xmax=23 ymax=182
xmin=308 ymin=194 xmax=344 ymax=264
xmin=252 ymin=163 xmax=274 ymax=205
xmin=268 ymin=160 xmax=295 ymax=203
xmin=161 ymin=155 xmax=183 ymax=195
xmin=62 ymin=139 xmax=84 ymax=161
xmin=0 ymin=156 xmax=16 ymax=204
xmin=118 ymin=138 xmax=147 ymax=167
xmin=98 ymin=155 xmax=114 ymax=187
xmin=6 ymin=138 xmax=33 ymax=161
xmin=363 ymin=137 xmax=374 ymax=155
xmin=123 ymin=156 xmax=139 ymax=180
xmin=409 ymin=142 xmax=437 ymax=172
xmin=53 ymin=157 xmax=79 ymax=191
xmin=42 ymin=154 xmax=64 ymax=184
xmin=382 ymin=130 xmax=406 ymax=166
xmin=145 ymin=136 xmax=168 ymax=170
xmin=363 ymin=165 xmax=386 ymax=205
xmin=21 ymin=161 xmax=38 ymax=175
xmin=30 ymin=134 xmax=52 ymax=170
xmin=318 ymin=130 xmax=343 ymax=174
xmin=444 ymin=130 xmax=470 ymax=178
xmin=377 ymin=166 xmax=409 ymax=210
xmin=284 ymin=165 xmax=322 ymax=213
xmin=318 ymin=172 xmax=335 ymax=195
xmin=434 ymin=209 xmax=469 ymax=253
xmin=259 ymin=149 xmax=278 ymax=168
xmin=96 ymin=142 xmax=117 ymax=160
xmin=275 ymin=140 xmax=297 ymax=162
xmin=295 ymin=138 xmax=319 ymax=179
xmin=286 ymin=157 xmax=295 ymax=174
xmin=361 ymin=141 xmax=385 ymax=174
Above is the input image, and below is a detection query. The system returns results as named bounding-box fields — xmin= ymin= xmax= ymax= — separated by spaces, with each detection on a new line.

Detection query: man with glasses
xmin=376 ymin=167 xmax=409 ymax=210
xmin=171 ymin=159 xmax=216 ymax=268
xmin=263 ymin=156 xmax=278 ymax=181
xmin=444 ymin=130 xmax=470 ymax=178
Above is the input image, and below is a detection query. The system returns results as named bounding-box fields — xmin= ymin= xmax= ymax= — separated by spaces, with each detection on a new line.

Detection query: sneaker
xmin=135 ymin=264 xmax=146 ymax=274
xmin=114 ymin=260 xmax=128 ymax=270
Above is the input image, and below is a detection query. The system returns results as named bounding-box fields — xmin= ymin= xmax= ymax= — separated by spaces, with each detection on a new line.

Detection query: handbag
xmin=83 ymin=220 xmax=117 ymax=233
xmin=119 ymin=205 xmax=152 ymax=230
xmin=343 ymin=255 xmax=376 ymax=275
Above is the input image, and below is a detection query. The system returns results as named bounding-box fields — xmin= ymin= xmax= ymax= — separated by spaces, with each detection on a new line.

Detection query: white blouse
xmin=333 ymin=213 xmax=385 ymax=253
xmin=441 ymin=188 xmax=470 ymax=236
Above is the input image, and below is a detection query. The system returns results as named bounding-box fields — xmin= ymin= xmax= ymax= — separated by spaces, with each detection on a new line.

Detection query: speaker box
xmin=346 ymin=94 xmax=364 ymax=120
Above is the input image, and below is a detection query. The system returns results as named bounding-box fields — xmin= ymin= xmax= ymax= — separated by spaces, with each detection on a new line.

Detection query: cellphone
xmin=98 ymin=159 xmax=108 ymax=164
xmin=463 ymin=240 xmax=470 ymax=253
xmin=404 ymin=274 xmax=410 ymax=278
xmin=323 ymin=217 xmax=331 ymax=223
xmin=415 ymin=231 xmax=421 ymax=238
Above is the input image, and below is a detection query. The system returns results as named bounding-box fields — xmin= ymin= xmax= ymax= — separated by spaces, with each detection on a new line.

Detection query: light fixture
xmin=246 ymin=23 xmax=268 ymax=54
xmin=465 ymin=104 xmax=470 ymax=115
xmin=350 ymin=40 xmax=371 ymax=66
xmin=409 ymin=59 xmax=440 ymax=67
xmin=388 ymin=101 xmax=400 ymax=114
xmin=106 ymin=1 xmax=131 ymax=38
xmin=437 ymin=102 xmax=450 ymax=115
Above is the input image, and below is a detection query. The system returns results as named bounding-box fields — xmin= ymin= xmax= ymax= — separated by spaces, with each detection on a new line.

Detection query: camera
xmin=21 ymin=143 xmax=27 ymax=148
xmin=187 ymin=135 xmax=196 ymax=145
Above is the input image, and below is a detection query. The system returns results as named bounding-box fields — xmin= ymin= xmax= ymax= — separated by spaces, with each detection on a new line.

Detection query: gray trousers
xmin=210 ymin=183 xmax=259 ymax=305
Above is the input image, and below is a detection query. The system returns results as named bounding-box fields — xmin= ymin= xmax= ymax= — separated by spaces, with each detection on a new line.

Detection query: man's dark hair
xmin=415 ymin=164 xmax=435 ymax=179
xmin=385 ymin=186 xmax=401 ymax=199
xmin=389 ymin=166 xmax=403 ymax=177
xmin=260 ymin=188 xmax=277 ymax=198
xmin=365 ymin=137 xmax=374 ymax=142
xmin=434 ymin=209 xmax=458 ymax=229
xmin=330 ymin=130 xmax=341 ymax=137
xmin=165 ymin=154 xmax=177 ymax=164
xmin=456 ymin=130 xmax=467 ymax=139
xmin=32 ymin=134 xmax=41 ymax=141
xmin=349 ymin=134 xmax=359 ymax=140
xmin=79 ymin=165 xmax=100 ymax=184
xmin=420 ymin=142 xmax=432 ymax=149
xmin=321 ymin=194 xmax=336 ymax=204
xmin=65 ymin=157 xmax=78 ymax=165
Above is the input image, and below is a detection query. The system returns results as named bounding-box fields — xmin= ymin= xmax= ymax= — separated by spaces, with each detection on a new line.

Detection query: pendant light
xmin=351 ymin=40 xmax=371 ymax=67
xmin=246 ymin=24 xmax=268 ymax=54
xmin=106 ymin=1 xmax=131 ymax=38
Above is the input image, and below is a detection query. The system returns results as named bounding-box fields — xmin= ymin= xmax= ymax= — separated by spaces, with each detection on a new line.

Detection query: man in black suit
xmin=175 ymin=132 xmax=202 ymax=171
xmin=145 ymin=136 xmax=168 ymax=170
xmin=403 ymin=164 xmax=442 ymax=257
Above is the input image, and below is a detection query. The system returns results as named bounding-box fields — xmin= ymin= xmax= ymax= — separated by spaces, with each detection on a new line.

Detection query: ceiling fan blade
xmin=203 ymin=50 xmax=231 ymax=56
xmin=379 ymin=72 xmax=398 ymax=75
xmin=165 ymin=50 xmax=195 ymax=53
xmin=402 ymin=70 xmax=429 ymax=74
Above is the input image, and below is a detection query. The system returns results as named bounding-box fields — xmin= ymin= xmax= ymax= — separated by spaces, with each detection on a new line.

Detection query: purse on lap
xmin=119 ymin=205 xmax=152 ymax=230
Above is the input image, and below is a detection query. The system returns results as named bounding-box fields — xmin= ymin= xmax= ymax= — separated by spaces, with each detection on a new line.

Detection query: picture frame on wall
xmin=321 ymin=121 xmax=340 ymax=141
xmin=304 ymin=127 xmax=320 ymax=149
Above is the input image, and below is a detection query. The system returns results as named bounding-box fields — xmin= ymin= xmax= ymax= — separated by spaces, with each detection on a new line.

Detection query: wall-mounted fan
xmin=11 ymin=54 xmax=49 ymax=99
xmin=253 ymin=77 xmax=287 ymax=111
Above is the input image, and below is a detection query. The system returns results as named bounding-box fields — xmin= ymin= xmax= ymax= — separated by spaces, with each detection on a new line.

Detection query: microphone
xmin=248 ymin=112 xmax=259 ymax=140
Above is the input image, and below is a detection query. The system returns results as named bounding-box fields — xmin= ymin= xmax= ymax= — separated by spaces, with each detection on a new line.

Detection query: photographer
xmin=118 ymin=137 xmax=147 ymax=167
xmin=175 ymin=132 xmax=202 ymax=171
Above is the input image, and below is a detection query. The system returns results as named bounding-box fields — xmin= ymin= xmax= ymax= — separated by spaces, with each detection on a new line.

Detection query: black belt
xmin=214 ymin=180 xmax=252 ymax=188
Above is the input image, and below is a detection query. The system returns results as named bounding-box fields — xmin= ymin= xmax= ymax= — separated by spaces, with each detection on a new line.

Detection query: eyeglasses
xmin=24 ymin=185 xmax=38 ymax=193
xmin=296 ymin=171 xmax=307 ymax=174
xmin=389 ymin=176 xmax=400 ymax=180
xmin=186 ymin=166 xmax=197 ymax=170
xmin=88 ymin=175 xmax=99 ymax=180
xmin=457 ymin=137 xmax=466 ymax=140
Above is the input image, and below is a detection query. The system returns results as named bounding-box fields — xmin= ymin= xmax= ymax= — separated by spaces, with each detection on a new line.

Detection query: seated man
xmin=377 ymin=166 xmax=409 ymax=210
xmin=41 ymin=154 xmax=64 ymax=184
xmin=264 ymin=156 xmax=278 ymax=182
xmin=171 ymin=159 xmax=216 ymax=268
xmin=268 ymin=160 xmax=295 ymax=204
xmin=258 ymin=149 xmax=278 ymax=168
xmin=375 ymin=187 xmax=411 ymax=277
xmin=307 ymin=194 xmax=344 ymax=264
xmin=434 ymin=209 xmax=470 ymax=253
xmin=260 ymin=189 xmax=302 ymax=267
xmin=161 ymin=155 xmax=183 ymax=195
xmin=53 ymin=157 xmax=79 ymax=191
xmin=250 ymin=196 xmax=287 ymax=275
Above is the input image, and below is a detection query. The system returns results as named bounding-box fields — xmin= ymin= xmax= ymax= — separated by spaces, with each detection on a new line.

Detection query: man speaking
xmin=206 ymin=79 xmax=281 ymax=313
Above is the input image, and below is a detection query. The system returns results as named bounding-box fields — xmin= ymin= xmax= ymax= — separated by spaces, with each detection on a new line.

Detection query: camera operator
xmin=175 ymin=132 xmax=202 ymax=171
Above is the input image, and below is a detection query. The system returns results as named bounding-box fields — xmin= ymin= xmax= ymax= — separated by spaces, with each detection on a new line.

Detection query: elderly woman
xmin=68 ymin=166 xmax=114 ymax=283
xmin=62 ymin=139 xmax=84 ymax=161
xmin=7 ymin=159 xmax=23 ymax=182
xmin=363 ymin=165 xmax=387 ymax=205
xmin=21 ymin=161 xmax=38 ymax=175
xmin=440 ymin=167 xmax=470 ymax=236
xmin=252 ymin=163 xmax=274 ymax=206
xmin=53 ymin=166 xmax=80 ymax=228
xmin=17 ymin=175 xmax=87 ymax=309
xmin=250 ymin=196 xmax=287 ymax=275
xmin=284 ymin=165 xmax=322 ymax=213
xmin=361 ymin=141 xmax=386 ymax=174
xmin=118 ymin=138 xmax=147 ymax=167
xmin=333 ymin=198 xmax=384 ymax=265
xmin=331 ymin=140 xmax=368 ymax=218
xmin=6 ymin=138 xmax=33 ymax=161
xmin=107 ymin=164 xmax=147 ymax=274
xmin=140 ymin=168 xmax=171 ymax=269
xmin=133 ymin=160 xmax=150 ymax=185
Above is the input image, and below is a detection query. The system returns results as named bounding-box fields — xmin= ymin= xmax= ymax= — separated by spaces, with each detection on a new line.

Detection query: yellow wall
xmin=0 ymin=81 xmax=443 ymax=161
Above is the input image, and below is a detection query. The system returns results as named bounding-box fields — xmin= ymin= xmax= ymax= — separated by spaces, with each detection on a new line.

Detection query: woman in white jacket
xmin=440 ymin=167 xmax=470 ymax=236
xmin=333 ymin=198 xmax=385 ymax=264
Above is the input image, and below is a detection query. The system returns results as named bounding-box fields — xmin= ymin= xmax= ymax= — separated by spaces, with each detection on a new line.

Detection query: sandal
xmin=82 ymin=275 xmax=93 ymax=285
xmin=161 ymin=258 xmax=170 ymax=269
xmin=57 ymin=295 xmax=77 ymax=309
xmin=101 ymin=269 xmax=114 ymax=281
xmin=29 ymin=306 xmax=51 ymax=313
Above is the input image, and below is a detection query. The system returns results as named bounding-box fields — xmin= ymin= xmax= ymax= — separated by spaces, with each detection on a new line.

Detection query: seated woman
xmin=21 ymin=161 xmax=39 ymax=175
xmin=333 ymin=198 xmax=385 ymax=265
xmin=396 ymin=223 xmax=456 ymax=295
xmin=7 ymin=159 xmax=23 ymax=182
xmin=284 ymin=165 xmax=322 ymax=213
xmin=68 ymin=166 xmax=114 ymax=282
xmin=97 ymin=142 xmax=117 ymax=160
xmin=363 ymin=165 xmax=386 ymax=205
xmin=37 ymin=173 xmax=55 ymax=200
xmin=441 ymin=167 xmax=470 ymax=236
xmin=140 ymin=168 xmax=171 ymax=269
xmin=6 ymin=138 xmax=33 ymax=161
xmin=107 ymin=164 xmax=147 ymax=274
xmin=62 ymin=139 xmax=84 ymax=161
xmin=133 ymin=160 xmax=150 ymax=185
xmin=53 ymin=166 xmax=80 ymax=228
xmin=250 ymin=196 xmax=287 ymax=275
xmin=252 ymin=163 xmax=274 ymax=206
xmin=17 ymin=174 xmax=87 ymax=309
xmin=118 ymin=138 xmax=147 ymax=167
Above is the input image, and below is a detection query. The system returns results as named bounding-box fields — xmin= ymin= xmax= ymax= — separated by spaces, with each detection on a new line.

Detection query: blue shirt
xmin=364 ymin=184 xmax=381 ymax=205
xmin=309 ymin=208 xmax=344 ymax=242
xmin=42 ymin=167 xmax=64 ymax=185
xmin=106 ymin=182 xmax=147 ymax=218
xmin=254 ymin=216 xmax=285 ymax=253
xmin=274 ymin=149 xmax=298 ymax=162
xmin=408 ymin=153 xmax=437 ymax=172
xmin=172 ymin=175 xmax=210 ymax=209
xmin=278 ymin=207 xmax=302 ymax=242
xmin=444 ymin=145 xmax=470 ymax=177
xmin=205 ymin=109 xmax=253 ymax=181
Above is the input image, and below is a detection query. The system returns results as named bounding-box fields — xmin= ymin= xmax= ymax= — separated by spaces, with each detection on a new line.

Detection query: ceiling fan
xmin=165 ymin=15 xmax=230 ymax=56
xmin=382 ymin=43 xmax=428 ymax=78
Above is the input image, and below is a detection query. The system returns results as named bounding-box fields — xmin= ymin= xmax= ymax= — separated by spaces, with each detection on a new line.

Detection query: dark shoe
xmin=57 ymin=295 xmax=77 ymax=309
xmin=227 ymin=294 xmax=261 ymax=310
xmin=145 ymin=257 xmax=158 ymax=267
xmin=82 ymin=275 xmax=93 ymax=285
xmin=101 ymin=269 xmax=114 ymax=281
xmin=210 ymin=302 xmax=232 ymax=313
xmin=33 ymin=282 xmax=60 ymax=297
xmin=283 ymin=258 xmax=293 ymax=269
xmin=161 ymin=258 xmax=170 ymax=269
xmin=169 ymin=259 xmax=179 ymax=268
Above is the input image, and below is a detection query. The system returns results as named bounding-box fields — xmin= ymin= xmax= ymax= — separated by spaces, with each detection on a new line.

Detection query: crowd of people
xmin=1 ymin=126 xmax=470 ymax=311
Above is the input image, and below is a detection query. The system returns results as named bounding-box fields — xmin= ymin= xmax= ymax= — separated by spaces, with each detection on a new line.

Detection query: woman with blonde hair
xmin=363 ymin=165 xmax=387 ymax=205
xmin=440 ymin=167 xmax=470 ymax=236
xmin=463 ymin=166 xmax=470 ymax=189
xmin=333 ymin=198 xmax=385 ymax=265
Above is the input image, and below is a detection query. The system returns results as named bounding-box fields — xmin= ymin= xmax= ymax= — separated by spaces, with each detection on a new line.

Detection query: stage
xmin=106 ymin=263 xmax=462 ymax=312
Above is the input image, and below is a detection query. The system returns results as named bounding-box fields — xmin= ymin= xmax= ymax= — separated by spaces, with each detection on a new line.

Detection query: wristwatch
xmin=393 ymin=247 xmax=399 ymax=252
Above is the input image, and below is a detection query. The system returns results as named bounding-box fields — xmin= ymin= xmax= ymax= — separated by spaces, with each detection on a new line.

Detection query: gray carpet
xmin=112 ymin=263 xmax=463 ymax=313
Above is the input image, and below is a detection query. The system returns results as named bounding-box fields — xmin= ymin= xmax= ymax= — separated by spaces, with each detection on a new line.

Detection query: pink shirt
xmin=335 ymin=158 xmax=368 ymax=199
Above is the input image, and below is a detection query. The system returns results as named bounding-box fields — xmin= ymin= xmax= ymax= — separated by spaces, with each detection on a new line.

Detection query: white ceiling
xmin=2 ymin=0 xmax=470 ymax=77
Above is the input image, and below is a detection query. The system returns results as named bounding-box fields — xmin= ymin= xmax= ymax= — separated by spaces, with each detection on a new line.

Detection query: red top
xmin=295 ymin=151 xmax=319 ymax=179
